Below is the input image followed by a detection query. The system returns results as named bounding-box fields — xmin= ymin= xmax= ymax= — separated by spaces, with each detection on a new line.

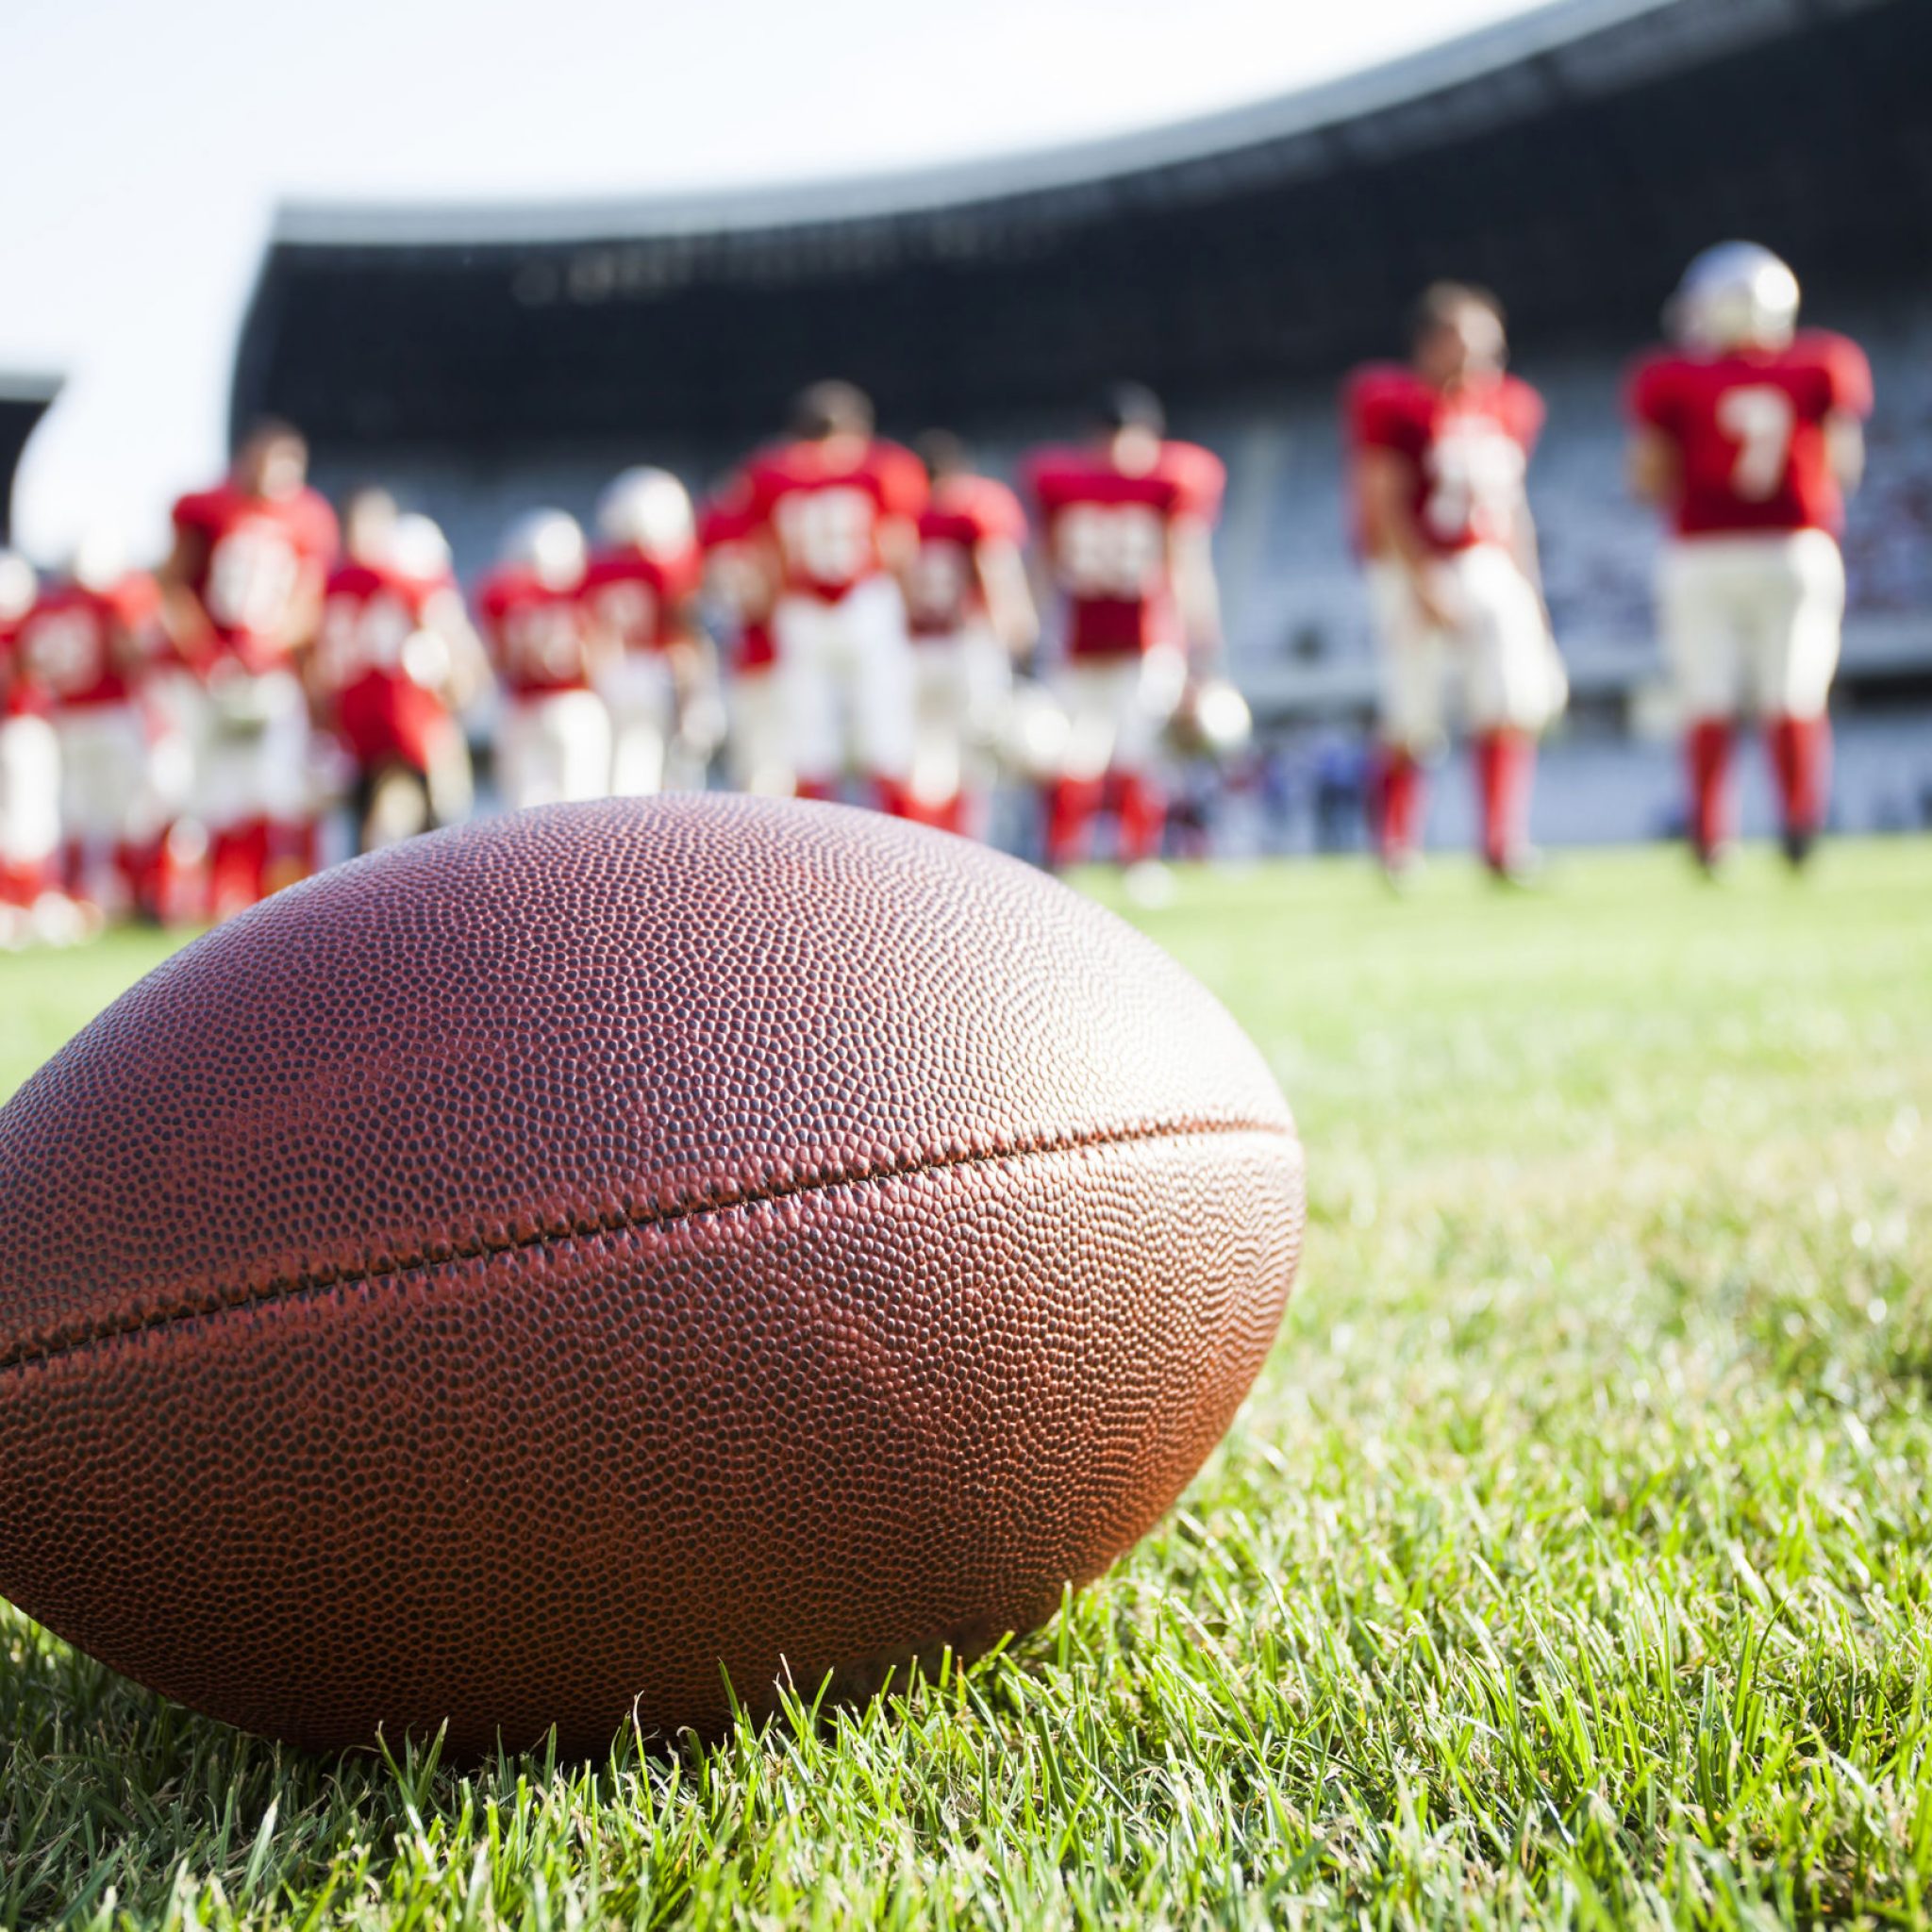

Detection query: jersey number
xmin=207 ymin=528 xmax=302 ymax=635
xmin=1054 ymin=504 xmax=1165 ymax=599
xmin=1422 ymin=427 xmax=1524 ymax=542
xmin=1715 ymin=386 xmax=1795 ymax=501
xmin=775 ymin=489 xmax=874 ymax=586
xmin=23 ymin=611 xmax=105 ymax=697
xmin=317 ymin=591 xmax=414 ymax=690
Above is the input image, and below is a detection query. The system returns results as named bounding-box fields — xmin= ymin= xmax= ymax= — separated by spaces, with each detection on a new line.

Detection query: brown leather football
xmin=0 ymin=797 xmax=1303 ymax=1756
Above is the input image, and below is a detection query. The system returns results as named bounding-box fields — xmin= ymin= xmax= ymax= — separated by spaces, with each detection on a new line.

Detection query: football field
xmin=4 ymin=839 xmax=1930 ymax=1928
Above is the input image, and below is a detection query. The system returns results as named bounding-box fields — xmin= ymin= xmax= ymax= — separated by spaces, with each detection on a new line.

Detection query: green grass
xmin=5 ymin=841 xmax=1931 ymax=1929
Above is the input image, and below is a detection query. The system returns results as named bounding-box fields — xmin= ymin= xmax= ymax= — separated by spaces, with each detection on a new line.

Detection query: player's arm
xmin=974 ymin=538 xmax=1037 ymax=658
xmin=1626 ymin=426 xmax=1678 ymax=507
xmin=424 ymin=588 xmax=491 ymax=708
xmin=1357 ymin=449 xmax=1455 ymax=629
xmin=156 ymin=526 xmax=217 ymax=664
xmin=1169 ymin=516 xmax=1222 ymax=660
xmin=1826 ymin=412 xmax=1866 ymax=497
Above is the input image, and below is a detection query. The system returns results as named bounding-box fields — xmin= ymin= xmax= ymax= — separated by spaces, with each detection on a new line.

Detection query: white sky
xmin=0 ymin=0 xmax=1541 ymax=559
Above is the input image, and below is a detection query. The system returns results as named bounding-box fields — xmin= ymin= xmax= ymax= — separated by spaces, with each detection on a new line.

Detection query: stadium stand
xmin=232 ymin=0 xmax=1932 ymax=844
xmin=0 ymin=377 xmax=60 ymax=546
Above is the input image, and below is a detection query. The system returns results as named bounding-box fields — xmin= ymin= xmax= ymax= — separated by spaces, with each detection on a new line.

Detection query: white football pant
xmin=1369 ymin=545 xmax=1566 ymax=752
xmin=192 ymin=669 xmax=314 ymax=829
xmin=1054 ymin=642 xmax=1188 ymax=782
xmin=909 ymin=625 xmax=1010 ymax=809
xmin=56 ymin=704 xmax=166 ymax=845
xmin=598 ymin=652 xmax=677 ymax=797
xmin=0 ymin=715 xmax=59 ymax=872
xmin=495 ymin=689 xmax=611 ymax=812
xmin=726 ymin=668 xmax=792 ymax=797
xmin=1658 ymin=528 xmax=1844 ymax=722
xmin=774 ymin=576 xmax=915 ymax=785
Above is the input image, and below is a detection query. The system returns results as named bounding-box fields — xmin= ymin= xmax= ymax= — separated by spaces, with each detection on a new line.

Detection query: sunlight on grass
xmin=4 ymin=841 xmax=1930 ymax=1926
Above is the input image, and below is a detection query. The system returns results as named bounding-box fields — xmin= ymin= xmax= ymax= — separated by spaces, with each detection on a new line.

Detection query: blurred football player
xmin=584 ymin=468 xmax=708 ymax=797
xmin=314 ymin=491 xmax=484 ymax=850
xmin=17 ymin=530 xmax=171 ymax=917
xmin=1345 ymin=285 xmax=1565 ymax=883
xmin=1024 ymin=383 xmax=1224 ymax=870
xmin=1627 ymin=243 xmax=1873 ymax=870
xmin=741 ymin=381 xmax=926 ymax=813
xmin=0 ymin=551 xmax=63 ymax=936
xmin=159 ymin=419 xmax=339 ymax=917
xmin=903 ymin=432 xmax=1036 ymax=836
xmin=698 ymin=482 xmax=789 ymax=797
xmin=475 ymin=509 xmax=611 ymax=812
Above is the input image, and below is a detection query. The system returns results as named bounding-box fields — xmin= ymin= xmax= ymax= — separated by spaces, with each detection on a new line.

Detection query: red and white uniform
xmin=170 ymin=483 xmax=338 ymax=835
xmin=741 ymin=438 xmax=926 ymax=787
xmin=475 ymin=565 xmax=609 ymax=810
xmin=699 ymin=491 xmax=786 ymax=795
xmin=0 ymin=598 xmax=59 ymax=900
xmin=317 ymin=560 xmax=459 ymax=774
xmin=1344 ymin=365 xmax=1563 ymax=750
xmin=17 ymin=576 xmax=173 ymax=903
xmin=1025 ymin=441 xmax=1224 ymax=782
xmin=581 ymin=543 xmax=702 ymax=796
xmin=1628 ymin=331 xmax=1873 ymax=720
xmin=904 ymin=477 xmax=1027 ymax=818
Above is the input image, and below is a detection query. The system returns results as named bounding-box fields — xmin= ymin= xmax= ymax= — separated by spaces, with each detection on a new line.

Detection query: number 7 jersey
xmin=1023 ymin=441 xmax=1225 ymax=658
xmin=1626 ymin=330 xmax=1873 ymax=538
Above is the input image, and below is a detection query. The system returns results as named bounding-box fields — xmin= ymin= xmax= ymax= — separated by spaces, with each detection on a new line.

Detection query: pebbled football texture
xmin=0 ymin=797 xmax=1303 ymax=1757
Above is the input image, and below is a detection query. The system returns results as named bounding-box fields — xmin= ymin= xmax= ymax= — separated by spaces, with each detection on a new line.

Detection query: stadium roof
xmin=237 ymin=0 xmax=1927 ymax=451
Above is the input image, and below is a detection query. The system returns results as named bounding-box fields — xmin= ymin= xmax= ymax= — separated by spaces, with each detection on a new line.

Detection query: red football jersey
xmin=0 ymin=608 xmax=45 ymax=719
xmin=1626 ymin=330 xmax=1873 ymax=537
xmin=741 ymin=438 xmax=927 ymax=603
xmin=316 ymin=559 xmax=457 ymax=773
xmin=698 ymin=492 xmax=777 ymax=674
xmin=580 ymin=545 xmax=703 ymax=655
xmin=1024 ymin=441 xmax=1224 ymax=658
xmin=171 ymin=483 xmax=339 ymax=672
xmin=906 ymin=475 xmax=1027 ymax=640
xmin=1344 ymin=365 xmax=1543 ymax=556
xmin=15 ymin=575 xmax=161 ymax=710
xmin=476 ymin=566 xmax=598 ymax=696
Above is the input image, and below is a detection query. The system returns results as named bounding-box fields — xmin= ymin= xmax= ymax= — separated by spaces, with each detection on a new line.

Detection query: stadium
xmin=235 ymin=0 xmax=1932 ymax=848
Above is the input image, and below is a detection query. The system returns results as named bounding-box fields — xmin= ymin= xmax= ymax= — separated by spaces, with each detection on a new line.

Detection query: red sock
xmin=1474 ymin=729 xmax=1534 ymax=869
xmin=1767 ymin=713 xmax=1830 ymax=839
xmin=1371 ymin=747 xmax=1424 ymax=865
xmin=0 ymin=858 xmax=47 ymax=908
xmin=1686 ymin=718 xmax=1735 ymax=860
xmin=262 ymin=819 xmax=316 ymax=897
xmin=1045 ymin=776 xmax=1103 ymax=869
xmin=209 ymin=821 xmax=269 ymax=920
xmin=1113 ymin=772 xmax=1166 ymax=864
xmin=794 ymin=777 xmax=838 ymax=805
xmin=871 ymin=777 xmax=923 ymax=820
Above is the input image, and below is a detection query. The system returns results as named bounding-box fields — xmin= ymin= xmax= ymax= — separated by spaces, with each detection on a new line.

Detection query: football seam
xmin=0 ymin=1114 xmax=1299 ymax=1375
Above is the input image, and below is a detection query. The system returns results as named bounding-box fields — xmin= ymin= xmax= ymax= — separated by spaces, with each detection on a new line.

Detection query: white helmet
xmin=1668 ymin=242 xmax=1800 ymax=352
xmin=390 ymin=512 xmax=453 ymax=582
xmin=596 ymin=467 xmax=695 ymax=558
xmin=69 ymin=527 xmax=126 ymax=594
xmin=500 ymin=508 xmax=587 ymax=591
xmin=0 ymin=550 xmax=37 ymax=623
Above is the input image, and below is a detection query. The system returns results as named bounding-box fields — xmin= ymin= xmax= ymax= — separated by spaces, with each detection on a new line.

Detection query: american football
xmin=0 ymin=796 xmax=1303 ymax=1755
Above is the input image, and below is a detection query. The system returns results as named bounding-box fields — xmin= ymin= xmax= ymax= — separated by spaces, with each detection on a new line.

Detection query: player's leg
xmin=845 ymin=578 xmax=919 ymax=818
xmin=1046 ymin=661 xmax=1119 ymax=868
xmin=774 ymin=595 xmax=842 ymax=802
xmin=1757 ymin=531 xmax=1844 ymax=866
xmin=1659 ymin=541 xmax=1747 ymax=872
xmin=1108 ymin=644 xmax=1188 ymax=866
xmin=727 ymin=665 xmax=791 ymax=798
xmin=1365 ymin=562 xmax=1442 ymax=878
xmin=0 ymin=712 xmax=62 ymax=941
xmin=253 ymin=672 xmax=321 ymax=899
xmin=908 ymin=640 xmax=970 ymax=831
xmin=603 ymin=655 xmax=674 ymax=799
xmin=1461 ymin=547 xmax=1556 ymax=879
